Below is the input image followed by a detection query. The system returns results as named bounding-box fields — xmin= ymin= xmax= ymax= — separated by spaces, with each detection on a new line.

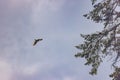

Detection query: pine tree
xmin=75 ymin=0 xmax=120 ymax=79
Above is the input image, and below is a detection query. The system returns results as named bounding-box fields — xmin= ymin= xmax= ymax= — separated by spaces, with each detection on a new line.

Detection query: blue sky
xmin=0 ymin=0 xmax=114 ymax=80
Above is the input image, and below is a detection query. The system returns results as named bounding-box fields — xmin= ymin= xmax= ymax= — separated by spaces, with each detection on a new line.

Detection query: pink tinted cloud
xmin=7 ymin=0 xmax=66 ymax=11
xmin=8 ymin=0 xmax=33 ymax=8
xmin=0 ymin=60 xmax=13 ymax=80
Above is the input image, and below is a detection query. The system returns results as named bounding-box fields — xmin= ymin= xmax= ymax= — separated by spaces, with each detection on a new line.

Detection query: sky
xmin=0 ymin=0 xmax=114 ymax=80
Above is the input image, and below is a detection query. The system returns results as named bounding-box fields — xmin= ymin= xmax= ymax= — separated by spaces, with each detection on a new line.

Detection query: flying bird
xmin=33 ymin=38 xmax=43 ymax=46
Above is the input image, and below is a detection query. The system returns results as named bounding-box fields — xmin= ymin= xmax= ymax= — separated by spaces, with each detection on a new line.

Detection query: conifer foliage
xmin=75 ymin=0 xmax=120 ymax=79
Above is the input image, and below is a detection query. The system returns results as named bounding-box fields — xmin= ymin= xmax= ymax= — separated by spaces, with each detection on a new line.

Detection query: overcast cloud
xmin=0 ymin=0 xmax=113 ymax=80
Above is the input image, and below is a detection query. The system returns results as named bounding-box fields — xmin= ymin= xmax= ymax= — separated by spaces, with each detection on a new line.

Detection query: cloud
xmin=30 ymin=0 xmax=66 ymax=25
xmin=63 ymin=76 xmax=77 ymax=80
xmin=32 ymin=0 xmax=66 ymax=11
xmin=0 ymin=0 xmax=112 ymax=80
xmin=14 ymin=61 xmax=55 ymax=76
xmin=0 ymin=60 xmax=12 ymax=80
xmin=46 ymin=0 xmax=66 ymax=11
xmin=8 ymin=0 xmax=33 ymax=8
xmin=20 ymin=64 xmax=40 ymax=76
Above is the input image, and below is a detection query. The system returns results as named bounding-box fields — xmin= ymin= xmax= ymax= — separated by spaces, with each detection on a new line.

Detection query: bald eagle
xmin=33 ymin=38 xmax=43 ymax=46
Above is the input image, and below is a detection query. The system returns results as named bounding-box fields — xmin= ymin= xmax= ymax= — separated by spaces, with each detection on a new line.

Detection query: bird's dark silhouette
xmin=33 ymin=38 xmax=43 ymax=46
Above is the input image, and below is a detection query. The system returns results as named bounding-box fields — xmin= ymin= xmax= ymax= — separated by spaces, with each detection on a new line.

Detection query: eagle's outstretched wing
xmin=33 ymin=38 xmax=43 ymax=46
